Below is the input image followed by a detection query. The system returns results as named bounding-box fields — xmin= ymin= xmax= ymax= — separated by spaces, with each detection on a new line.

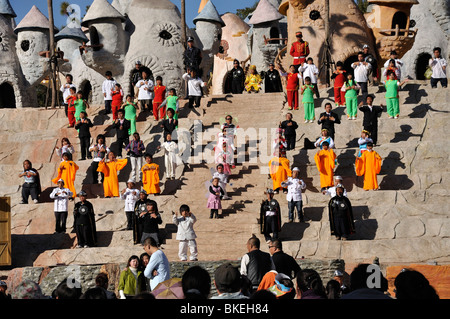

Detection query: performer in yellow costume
xmin=52 ymin=152 xmax=79 ymax=199
xmin=268 ymin=155 xmax=292 ymax=194
xmin=97 ymin=151 xmax=128 ymax=197
xmin=355 ymin=142 xmax=382 ymax=191
xmin=244 ymin=65 xmax=262 ymax=93
xmin=142 ymin=154 xmax=161 ymax=195
xmin=314 ymin=141 xmax=336 ymax=191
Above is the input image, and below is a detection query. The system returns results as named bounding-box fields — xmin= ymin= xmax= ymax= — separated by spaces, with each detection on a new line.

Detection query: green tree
xmin=236 ymin=1 xmax=258 ymax=20
xmin=60 ymin=1 xmax=70 ymax=16
xmin=355 ymin=0 xmax=369 ymax=13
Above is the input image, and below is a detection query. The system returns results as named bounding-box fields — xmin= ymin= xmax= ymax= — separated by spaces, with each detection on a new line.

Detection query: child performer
xmin=66 ymin=87 xmax=77 ymax=128
xmin=52 ymin=152 xmax=79 ymax=199
xmin=158 ymin=88 xmax=179 ymax=121
xmin=121 ymin=180 xmax=140 ymax=230
xmin=383 ymin=70 xmax=408 ymax=119
xmin=73 ymin=190 xmax=97 ymax=248
xmin=314 ymin=141 xmax=336 ymax=192
xmin=280 ymin=64 xmax=302 ymax=110
xmin=152 ymin=76 xmax=167 ymax=121
xmin=125 ymin=132 xmax=146 ymax=183
xmin=344 ymin=73 xmax=360 ymax=120
xmin=268 ymin=154 xmax=292 ymax=194
xmin=97 ymin=151 xmax=128 ymax=198
xmin=142 ymin=154 xmax=161 ymax=195
xmin=355 ymin=142 xmax=382 ymax=191
xmin=207 ymin=176 xmax=224 ymax=219
xmin=49 ymin=179 xmax=73 ymax=233
xmin=56 ymin=138 xmax=75 ymax=162
xmin=215 ymin=140 xmax=232 ymax=176
xmin=158 ymin=133 xmax=179 ymax=180
xmin=182 ymin=68 xmax=207 ymax=108
xmin=74 ymin=111 xmax=93 ymax=161
xmin=244 ymin=65 xmax=263 ymax=93
xmin=300 ymin=76 xmax=316 ymax=123
xmin=314 ymin=129 xmax=335 ymax=150
xmin=73 ymin=91 xmax=90 ymax=128
xmin=211 ymin=163 xmax=231 ymax=200
xmin=331 ymin=61 xmax=346 ymax=107
xmin=89 ymin=134 xmax=110 ymax=184
xmin=172 ymin=204 xmax=198 ymax=261
xmin=160 ymin=108 xmax=178 ymax=141
xmin=299 ymin=57 xmax=320 ymax=98
xmin=111 ymin=83 xmax=124 ymax=122
xmin=122 ymin=95 xmax=139 ymax=136
xmin=357 ymin=130 xmax=373 ymax=158
xmin=19 ymin=160 xmax=41 ymax=204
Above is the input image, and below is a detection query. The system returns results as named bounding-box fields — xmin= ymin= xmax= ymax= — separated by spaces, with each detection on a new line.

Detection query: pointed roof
xmin=0 ymin=0 xmax=16 ymax=18
xmin=55 ymin=26 xmax=89 ymax=43
xmin=14 ymin=5 xmax=57 ymax=33
xmin=198 ymin=0 xmax=209 ymax=13
xmin=248 ymin=0 xmax=283 ymax=25
xmin=193 ymin=0 xmax=225 ymax=27
xmin=82 ymin=0 xmax=125 ymax=27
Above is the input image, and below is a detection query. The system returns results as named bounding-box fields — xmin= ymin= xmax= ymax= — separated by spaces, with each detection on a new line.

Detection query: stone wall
xmin=4 ymin=258 xmax=345 ymax=298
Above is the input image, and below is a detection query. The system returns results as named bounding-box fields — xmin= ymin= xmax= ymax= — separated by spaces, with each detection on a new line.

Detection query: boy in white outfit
xmin=172 ymin=204 xmax=198 ymax=261
xmin=49 ymin=179 xmax=73 ymax=233
xmin=299 ymin=57 xmax=320 ymax=98
xmin=120 ymin=180 xmax=140 ymax=230
xmin=158 ymin=133 xmax=178 ymax=179
xmin=182 ymin=68 xmax=207 ymax=108
xmin=281 ymin=167 xmax=306 ymax=222
xmin=135 ymin=70 xmax=154 ymax=112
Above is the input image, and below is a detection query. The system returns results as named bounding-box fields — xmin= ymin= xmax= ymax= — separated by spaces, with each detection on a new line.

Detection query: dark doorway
xmin=0 ymin=82 xmax=16 ymax=108
xmin=269 ymin=27 xmax=280 ymax=44
xmin=343 ymin=55 xmax=359 ymax=77
xmin=415 ymin=53 xmax=432 ymax=80
xmin=391 ymin=11 xmax=408 ymax=36
xmin=80 ymin=80 xmax=92 ymax=102
xmin=89 ymin=26 xmax=101 ymax=51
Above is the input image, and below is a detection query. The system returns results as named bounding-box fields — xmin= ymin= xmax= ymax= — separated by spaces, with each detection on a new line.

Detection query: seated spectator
xmin=52 ymin=278 xmax=82 ymax=299
xmin=267 ymin=273 xmax=296 ymax=299
xmin=341 ymin=263 xmax=391 ymax=299
xmin=394 ymin=269 xmax=439 ymax=299
xmin=211 ymin=263 xmax=249 ymax=299
xmin=182 ymin=265 xmax=211 ymax=299
xmin=95 ymin=272 xmax=117 ymax=299
xmin=296 ymin=269 xmax=327 ymax=299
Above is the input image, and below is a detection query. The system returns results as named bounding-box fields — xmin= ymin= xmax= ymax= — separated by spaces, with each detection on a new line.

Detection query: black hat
xmin=187 ymin=36 xmax=194 ymax=42
xmin=214 ymin=263 xmax=241 ymax=292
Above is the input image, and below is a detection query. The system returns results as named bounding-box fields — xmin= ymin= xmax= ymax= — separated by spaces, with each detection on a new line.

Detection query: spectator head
xmin=182 ymin=265 xmax=211 ymax=299
xmin=143 ymin=236 xmax=158 ymax=255
xmin=80 ymin=287 xmax=107 ymax=299
xmin=269 ymin=239 xmax=282 ymax=253
xmin=12 ymin=280 xmax=47 ymax=299
xmin=296 ymin=269 xmax=327 ymax=298
xmin=271 ymin=273 xmax=296 ymax=299
xmin=139 ymin=253 xmax=150 ymax=268
xmin=54 ymin=278 xmax=82 ymax=299
xmin=326 ymin=279 xmax=341 ymax=299
xmin=250 ymin=289 xmax=277 ymax=299
xmin=127 ymin=255 xmax=140 ymax=269
xmin=349 ymin=263 xmax=388 ymax=293
xmin=95 ymin=272 xmax=109 ymax=290
xmin=394 ymin=269 xmax=439 ymax=299
xmin=214 ymin=263 xmax=241 ymax=294
xmin=246 ymin=234 xmax=260 ymax=251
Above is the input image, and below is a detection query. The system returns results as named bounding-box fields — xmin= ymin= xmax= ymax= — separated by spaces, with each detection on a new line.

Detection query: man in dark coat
xmin=264 ymin=63 xmax=283 ymax=93
xmin=74 ymin=191 xmax=97 ymax=248
xmin=269 ymin=239 xmax=301 ymax=280
xmin=328 ymin=184 xmax=355 ymax=240
xmin=318 ymin=102 xmax=341 ymax=141
xmin=279 ymin=112 xmax=298 ymax=151
xmin=183 ymin=37 xmax=202 ymax=75
xmin=112 ymin=109 xmax=131 ymax=158
xmin=359 ymin=95 xmax=383 ymax=145
xmin=227 ymin=59 xmax=245 ymax=94
xmin=131 ymin=61 xmax=153 ymax=98
xmin=260 ymin=189 xmax=282 ymax=243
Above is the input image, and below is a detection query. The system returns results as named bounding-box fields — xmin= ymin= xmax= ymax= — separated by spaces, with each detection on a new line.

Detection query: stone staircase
xmin=2 ymin=82 xmax=449 ymax=269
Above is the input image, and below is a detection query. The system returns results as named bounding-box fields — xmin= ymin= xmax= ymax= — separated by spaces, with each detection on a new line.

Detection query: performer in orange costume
xmin=52 ymin=152 xmax=79 ymax=199
xmin=314 ymin=141 xmax=336 ymax=191
xmin=289 ymin=31 xmax=310 ymax=72
xmin=355 ymin=142 xmax=382 ymax=190
xmin=142 ymin=153 xmax=161 ymax=195
xmin=269 ymin=155 xmax=292 ymax=194
xmin=97 ymin=151 xmax=128 ymax=197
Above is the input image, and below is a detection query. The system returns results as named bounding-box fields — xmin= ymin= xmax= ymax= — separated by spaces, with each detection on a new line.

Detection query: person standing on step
xmin=160 ymin=108 xmax=178 ymax=142
xmin=122 ymin=95 xmax=139 ymax=136
xmin=318 ymin=103 xmax=340 ymax=142
xmin=51 ymin=152 xmax=78 ymax=200
xmin=383 ymin=50 xmax=404 ymax=81
xmin=66 ymin=86 xmax=78 ymax=128
xmin=359 ymin=95 xmax=383 ymax=146
xmin=268 ymin=153 xmax=292 ymax=194
xmin=121 ymin=180 xmax=140 ymax=231
xmin=383 ymin=70 xmax=408 ymax=119
xmin=362 ymin=44 xmax=379 ymax=86
xmin=314 ymin=129 xmax=335 ymax=150
xmin=125 ymin=132 xmax=146 ymax=183
xmin=328 ymin=184 xmax=355 ymax=240
xmin=74 ymin=111 xmax=93 ymax=161
xmin=152 ymin=76 xmax=167 ymax=121
xmin=102 ymin=71 xmax=117 ymax=115
xmin=260 ymin=189 xmax=282 ymax=243
xmin=183 ymin=68 xmax=207 ymax=108
xmin=157 ymin=133 xmax=179 ymax=180
xmin=279 ymin=112 xmax=298 ymax=151
xmin=211 ymin=164 xmax=231 ymax=200
xmin=355 ymin=142 xmax=382 ymax=191
xmin=331 ymin=61 xmax=347 ymax=108
xmin=158 ymin=88 xmax=180 ymax=122
xmin=264 ymin=62 xmax=283 ymax=93
xmin=207 ymin=176 xmax=224 ymax=219
xmin=142 ymin=154 xmax=161 ymax=195
xmin=173 ymin=204 xmax=198 ymax=262
xmin=281 ymin=167 xmax=306 ymax=223
xmin=289 ymin=31 xmax=310 ymax=73
xmin=19 ymin=160 xmax=41 ymax=204
xmin=314 ymin=141 xmax=336 ymax=192
xmin=60 ymin=74 xmax=75 ymax=118
xmin=136 ymin=70 xmax=154 ymax=114
xmin=111 ymin=83 xmax=124 ymax=122
xmin=56 ymin=137 xmax=75 ymax=162
xmin=244 ymin=65 xmax=263 ymax=93
xmin=112 ymin=109 xmax=131 ymax=158
xmin=351 ymin=52 xmax=371 ymax=100
xmin=299 ymin=57 xmax=320 ymax=98
xmin=343 ymin=73 xmax=360 ymax=120
xmin=143 ymin=237 xmax=170 ymax=291
xmin=131 ymin=61 xmax=153 ymax=99
xmin=429 ymin=47 xmax=447 ymax=89
xmin=89 ymin=134 xmax=110 ymax=184
xmin=139 ymin=201 xmax=162 ymax=246
xmin=323 ymin=176 xmax=347 ymax=198
xmin=73 ymin=190 xmax=97 ymax=248
xmin=50 ymin=178 xmax=73 ymax=233
xmin=97 ymin=151 xmax=128 ymax=198
xmin=279 ymin=64 xmax=302 ymax=110
xmin=357 ymin=130 xmax=373 ymax=158
xmin=228 ymin=59 xmax=245 ymax=94
xmin=300 ymin=76 xmax=316 ymax=123
xmin=133 ymin=190 xmax=150 ymax=245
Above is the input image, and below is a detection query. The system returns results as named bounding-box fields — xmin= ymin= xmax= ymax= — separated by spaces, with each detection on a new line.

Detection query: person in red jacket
xmin=152 ymin=76 xmax=166 ymax=121
xmin=289 ymin=31 xmax=310 ymax=73
xmin=280 ymin=64 xmax=302 ymax=110
xmin=66 ymin=87 xmax=77 ymax=128
xmin=111 ymin=83 xmax=124 ymax=121
xmin=331 ymin=61 xmax=347 ymax=107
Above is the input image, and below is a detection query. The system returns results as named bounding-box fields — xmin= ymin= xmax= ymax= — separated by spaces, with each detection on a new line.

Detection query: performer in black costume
xmin=260 ymin=189 xmax=282 ymax=243
xmin=73 ymin=190 xmax=97 ymax=248
xmin=328 ymin=185 xmax=355 ymax=240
